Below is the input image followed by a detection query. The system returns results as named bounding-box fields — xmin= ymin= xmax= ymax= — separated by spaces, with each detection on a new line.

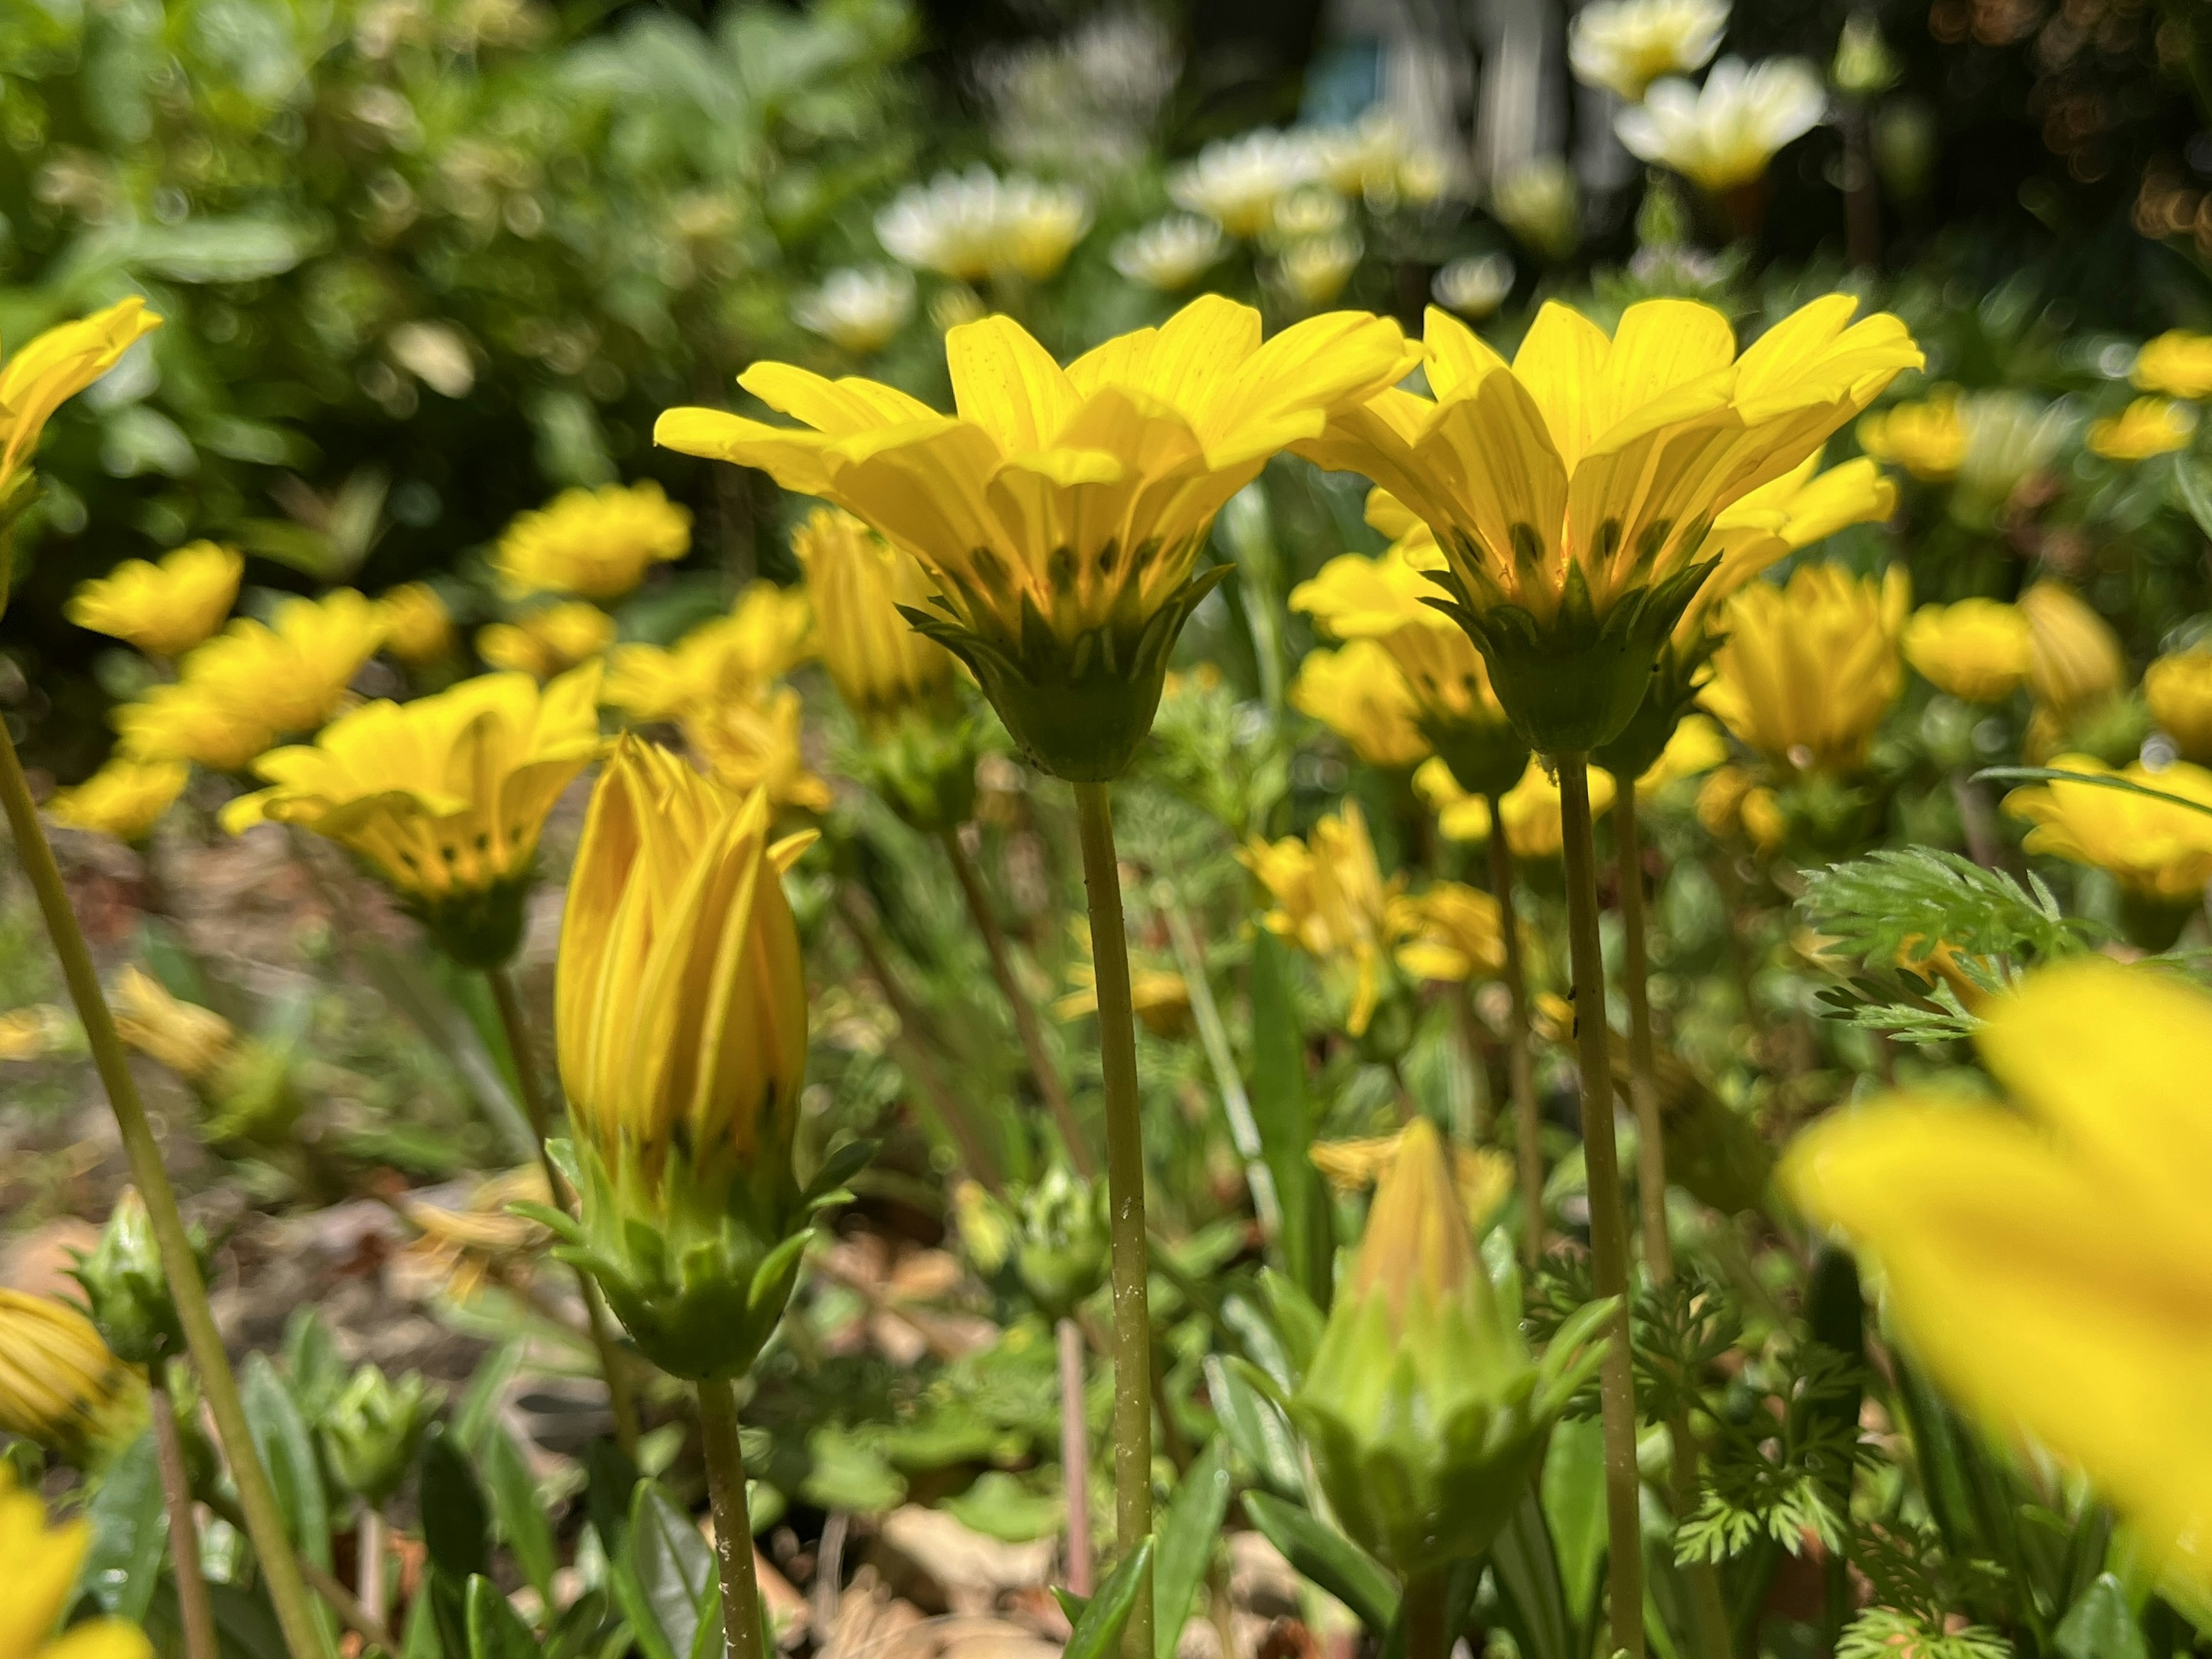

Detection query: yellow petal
xmin=946 ymin=315 xmax=1081 ymax=453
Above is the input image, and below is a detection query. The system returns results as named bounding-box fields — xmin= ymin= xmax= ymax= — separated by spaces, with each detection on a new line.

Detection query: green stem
xmin=698 ymin=1378 xmax=768 ymax=1659
xmin=1485 ymin=798 xmax=1546 ymax=1270
xmin=0 ymin=722 xmax=327 ymax=1659
xmin=151 ymin=1381 xmax=218 ymax=1659
xmin=1556 ymin=755 xmax=1646 ymax=1659
xmin=487 ymin=967 xmax=641 ymax=1457
xmin=1402 ymin=1567 xmax=1452 ymax=1659
xmin=1058 ymin=1315 xmax=1094 ymax=1597
xmin=938 ymin=827 xmax=1096 ymax=1176
xmin=1071 ymin=781 xmax=1156 ymax=1659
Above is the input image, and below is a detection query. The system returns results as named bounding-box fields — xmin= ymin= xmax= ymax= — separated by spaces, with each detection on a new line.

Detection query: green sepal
xmin=1425 ymin=714 xmax=1532 ymax=801
xmin=411 ymin=873 xmax=533 ymax=970
xmin=803 ymin=1138 xmax=878 ymax=1208
xmin=1592 ymin=632 xmax=1723 ymax=782
xmin=509 ymin=1200 xmax=585 ymax=1246
xmin=842 ymin=703 xmax=986 ymax=833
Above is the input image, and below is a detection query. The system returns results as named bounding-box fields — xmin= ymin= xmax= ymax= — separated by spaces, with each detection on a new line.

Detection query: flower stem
xmin=1402 ymin=1567 xmax=1452 ymax=1659
xmin=698 ymin=1377 xmax=768 ymax=1659
xmin=487 ymin=965 xmax=641 ymax=1457
xmin=1484 ymin=797 xmax=1546 ymax=1270
xmin=150 ymin=1380 xmax=218 ymax=1659
xmin=1057 ymin=1315 xmax=1094 ymax=1596
xmin=938 ymin=827 xmax=1096 ymax=1176
xmin=1070 ymin=781 xmax=1155 ymax=1659
xmin=1556 ymin=755 xmax=1645 ymax=1659
xmin=357 ymin=1507 xmax=387 ymax=1630
xmin=0 ymin=722 xmax=327 ymax=1659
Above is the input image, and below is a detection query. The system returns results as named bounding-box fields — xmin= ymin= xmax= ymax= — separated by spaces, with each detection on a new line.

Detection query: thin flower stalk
xmin=1058 ymin=1315 xmax=1094 ymax=1596
xmin=699 ymin=1377 xmax=770 ymax=1659
xmin=150 ymin=1381 xmax=217 ymax=1659
xmin=1485 ymin=804 xmax=1546 ymax=1269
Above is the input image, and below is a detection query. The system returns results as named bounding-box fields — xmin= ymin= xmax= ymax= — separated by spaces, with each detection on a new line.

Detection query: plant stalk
xmin=938 ymin=827 xmax=1096 ymax=1175
xmin=1402 ymin=1567 xmax=1452 ymax=1659
xmin=698 ymin=1377 xmax=769 ymax=1659
xmin=1485 ymin=799 xmax=1546 ymax=1268
xmin=0 ymin=722 xmax=327 ymax=1659
xmin=150 ymin=1381 xmax=218 ymax=1659
xmin=357 ymin=1508 xmax=387 ymax=1628
xmin=1058 ymin=1315 xmax=1094 ymax=1596
xmin=1556 ymin=755 xmax=1646 ymax=1659
xmin=488 ymin=966 xmax=641 ymax=1457
xmin=1071 ymin=781 xmax=1156 ymax=1659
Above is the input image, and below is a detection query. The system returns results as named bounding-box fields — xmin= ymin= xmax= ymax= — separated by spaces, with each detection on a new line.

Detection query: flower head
xmin=1168 ymin=131 xmax=1321 ymax=238
xmin=1289 ymin=641 xmax=1431 ymax=770
xmin=2087 ymin=396 xmax=2195 ymax=462
xmin=65 ymin=541 xmax=240 ymax=659
xmin=1956 ymin=391 xmax=2074 ymax=508
xmin=2145 ymin=649 xmax=2212 ymax=764
xmin=0 ymin=298 xmax=162 ymax=531
xmin=44 ymin=759 xmax=186 ymax=843
xmin=1903 ymin=599 xmax=2031 ymax=703
xmin=682 ymin=685 xmax=834 ymax=817
xmin=1781 ymin=957 xmax=2212 ymax=1586
xmin=1857 ymin=387 xmax=1965 ymax=481
xmin=0 ymin=1290 xmax=146 ymax=1465
xmin=1569 ymin=0 xmax=1728 ymax=101
xmin=1388 ymin=882 xmax=1506 ymax=982
xmin=1490 ymin=158 xmax=1581 ymax=260
xmin=1832 ymin=13 xmax=1902 ymax=96
xmin=0 ymin=1462 xmax=153 ymax=1659
xmin=1635 ymin=711 xmax=1730 ymax=796
xmin=1240 ymin=800 xmax=1400 ymax=1036
xmin=1616 ymin=58 xmax=1827 ymax=195
xmin=1111 ymin=217 xmax=1227 ymax=292
xmin=794 ymin=267 xmax=916 ymax=355
xmin=112 ymin=682 xmax=274 ymax=774
xmin=1700 ymin=563 xmax=1909 ymax=775
xmin=2019 ymin=581 xmax=2125 ymax=722
xmin=601 ymin=584 xmax=813 ymax=721
xmin=185 ymin=590 xmax=385 ymax=737
xmin=1418 ymin=753 xmax=1618 ymax=857
xmin=478 ymin=600 xmax=615 ymax=679
xmin=791 ymin=507 xmax=956 ymax=725
xmin=376 ymin=582 xmax=454 ymax=665
xmin=876 ymin=167 xmax=1091 ymax=282
xmin=1672 ymin=450 xmax=1898 ymax=643
xmin=1297 ymin=294 xmax=1920 ymax=752
xmin=1310 ymin=1124 xmax=1514 ymax=1232
xmin=495 ymin=481 xmax=691 ymax=602
xmin=1431 ymin=253 xmax=1515 ymax=320
xmin=2003 ymin=754 xmax=2212 ymax=906
xmin=1275 ymin=232 xmax=1363 ymax=310
xmin=112 ymin=965 xmax=236 ymax=1082
xmin=2133 ymin=330 xmax=2212 ymax=400
xmin=658 ymin=296 xmax=1417 ymax=779
xmin=323 ymin=1366 xmax=441 ymax=1507
xmin=222 ymin=665 xmax=603 ymax=964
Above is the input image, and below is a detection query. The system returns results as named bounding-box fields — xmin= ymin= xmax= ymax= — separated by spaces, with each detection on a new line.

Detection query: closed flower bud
xmin=0 ymin=1290 xmax=147 ymax=1467
xmin=2146 ymin=649 xmax=2212 ymax=764
xmin=69 ymin=1190 xmax=201 ymax=1367
xmin=1012 ymin=1164 xmax=1110 ymax=1320
xmin=2019 ymin=581 xmax=2126 ymax=722
xmin=321 ymin=1365 xmax=441 ymax=1507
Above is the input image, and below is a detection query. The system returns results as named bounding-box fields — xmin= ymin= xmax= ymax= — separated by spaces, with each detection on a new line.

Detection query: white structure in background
xmin=974 ymin=11 xmax=1179 ymax=174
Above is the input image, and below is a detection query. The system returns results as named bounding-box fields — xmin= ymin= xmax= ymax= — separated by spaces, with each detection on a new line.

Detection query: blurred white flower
xmin=1569 ymin=0 xmax=1729 ymax=103
xmin=1111 ymin=215 xmax=1226 ymax=291
xmin=1616 ymin=57 xmax=1827 ymax=195
xmin=387 ymin=320 xmax=475 ymax=398
xmin=1431 ymin=252 xmax=1514 ymax=319
xmin=976 ymin=11 xmax=1179 ymax=172
xmin=1169 ymin=130 xmax=1321 ymax=238
xmin=1490 ymin=156 xmax=1582 ymax=260
xmin=1276 ymin=232 xmax=1362 ymax=309
xmin=792 ymin=266 xmax=915 ymax=354
xmin=875 ymin=166 xmax=1092 ymax=283
xmin=1958 ymin=391 xmax=2076 ymax=505
xmin=1270 ymin=185 xmax=1351 ymax=244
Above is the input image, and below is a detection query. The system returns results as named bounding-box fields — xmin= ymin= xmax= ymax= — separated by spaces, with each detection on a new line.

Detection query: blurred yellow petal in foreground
xmin=0 ymin=1461 xmax=151 ymax=1659
xmin=0 ymin=296 xmax=161 ymax=507
xmin=495 ymin=479 xmax=691 ymax=601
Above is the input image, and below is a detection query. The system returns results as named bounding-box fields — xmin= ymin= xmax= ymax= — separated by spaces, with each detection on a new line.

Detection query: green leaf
xmin=1239 ymin=1491 xmax=1397 ymax=1634
xmin=1065 ymin=1539 xmax=1156 ymax=1659
xmin=2055 ymin=1574 xmax=2149 ymax=1659
xmin=453 ymin=1342 xmax=525 ymax=1456
xmin=1976 ymin=766 xmax=2212 ymax=821
xmin=77 ymin=1428 xmax=166 ymax=1620
xmin=467 ymin=1574 xmax=545 ymax=1659
xmin=1248 ymin=933 xmax=1332 ymax=1307
xmin=484 ymin=1425 xmax=559 ymax=1602
xmin=620 ymin=1481 xmax=715 ymax=1659
xmin=283 ymin=1308 xmax=346 ymax=1426
xmin=241 ymin=1353 xmax=332 ymax=1569
xmin=1202 ymin=1355 xmax=1305 ymax=1501
xmin=420 ymin=1423 xmax=494 ymax=1584
xmin=209 ymin=1581 xmax=294 ymax=1659
xmin=1256 ymin=1268 xmax=1327 ymax=1384
xmin=1540 ymin=1416 xmax=1608 ymax=1630
xmin=941 ymin=1471 xmax=1064 ymax=1543
xmin=1155 ymin=1440 xmax=1235 ymax=1659
xmin=2176 ymin=455 xmax=2212 ymax=541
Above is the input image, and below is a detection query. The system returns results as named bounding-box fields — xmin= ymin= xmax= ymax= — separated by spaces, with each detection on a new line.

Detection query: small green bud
xmin=1635 ymin=173 xmax=1692 ymax=252
xmin=322 ymin=1365 xmax=441 ymax=1508
xmin=202 ymin=1039 xmax=304 ymax=1147
xmin=70 ymin=1189 xmax=198 ymax=1366
xmin=1012 ymin=1165 xmax=1110 ymax=1320
xmin=1832 ymin=14 xmax=1900 ymax=98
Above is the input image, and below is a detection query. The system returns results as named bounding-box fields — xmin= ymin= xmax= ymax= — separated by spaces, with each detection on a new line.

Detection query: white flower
xmin=874 ymin=166 xmax=1092 ymax=282
xmin=1616 ymin=56 xmax=1827 ymax=194
xmin=791 ymin=266 xmax=915 ymax=354
xmin=1431 ymin=252 xmax=1515 ymax=319
xmin=1569 ymin=0 xmax=1729 ymax=102
xmin=1270 ymin=186 xmax=1350 ymax=244
xmin=1490 ymin=157 xmax=1582 ymax=260
xmin=1110 ymin=215 xmax=1226 ymax=291
xmin=1275 ymin=232 xmax=1362 ymax=309
xmin=1306 ymin=111 xmax=1456 ymax=206
xmin=1168 ymin=130 xmax=1321 ymax=238
xmin=1958 ymin=392 xmax=2076 ymax=503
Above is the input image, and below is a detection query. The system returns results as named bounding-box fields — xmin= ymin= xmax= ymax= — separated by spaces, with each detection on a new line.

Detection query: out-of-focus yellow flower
xmin=0 ymin=1462 xmax=153 ymax=1659
xmin=682 ymin=685 xmax=832 ymax=816
xmin=0 ymin=297 xmax=161 ymax=514
xmin=44 ymin=759 xmax=187 ymax=842
xmin=601 ymin=584 xmax=814 ymax=722
xmin=1694 ymin=764 xmax=1782 ymax=849
xmin=494 ymin=480 xmax=691 ymax=602
xmin=112 ymin=682 xmax=274 ymax=775
xmin=791 ymin=506 xmax=956 ymax=726
xmin=112 ymin=965 xmax=236 ymax=1082
xmin=1388 ymin=882 xmax=1505 ymax=982
xmin=793 ymin=267 xmax=915 ymax=354
xmin=1490 ymin=158 xmax=1582 ymax=262
xmin=2019 ymin=581 xmax=2126 ymax=722
xmin=1241 ymin=801 xmax=1400 ymax=1036
xmin=2003 ymin=753 xmax=2212 ymax=905
xmin=1419 ymin=755 xmax=1618 ymax=858
xmin=1311 ymin=1124 xmax=1514 ymax=1232
xmin=1701 ymin=564 xmax=1909 ymax=776
xmin=1277 ymin=233 xmax=1363 ymax=310
xmin=1289 ymin=641 xmax=1431 ymax=770
xmin=476 ymin=600 xmax=614 ymax=680
xmin=1678 ymin=453 xmax=1898 ymax=641
xmin=0 ymin=1289 xmax=146 ymax=1464
xmin=1052 ymin=919 xmax=1191 ymax=1037
xmin=1635 ymin=712 xmax=1729 ymax=797
xmin=222 ymin=665 xmax=604 ymax=964
xmin=1903 ymin=598 xmax=2032 ymax=703
xmin=0 ymin=1005 xmax=74 ymax=1062
xmin=1111 ymin=217 xmax=1228 ymax=292
xmin=376 ymin=582 xmax=454 ymax=665
xmin=1782 ymin=957 xmax=2212 ymax=1587
xmin=186 ymin=590 xmax=385 ymax=737
xmin=2133 ymin=330 xmax=2212 ymax=400
xmin=2146 ymin=649 xmax=2212 ymax=764
xmin=659 ymin=296 xmax=1417 ymax=780
xmin=1857 ymin=388 xmax=1965 ymax=482
xmin=1615 ymin=57 xmax=1827 ymax=195
xmin=399 ymin=1166 xmax=554 ymax=1303
xmin=2088 ymin=396 xmax=2195 ymax=461
xmin=1568 ymin=0 xmax=1726 ymax=101
xmin=1298 ymin=295 xmax=1919 ymax=754
xmin=65 ymin=541 xmax=241 ymax=659
xmin=1169 ymin=131 xmax=1320 ymax=239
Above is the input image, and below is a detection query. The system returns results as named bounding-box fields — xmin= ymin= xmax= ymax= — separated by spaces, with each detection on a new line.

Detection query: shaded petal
xmin=946 ymin=316 xmax=1082 ymax=452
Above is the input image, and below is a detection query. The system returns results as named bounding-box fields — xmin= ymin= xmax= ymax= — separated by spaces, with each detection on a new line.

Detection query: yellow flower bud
xmin=2018 ymin=581 xmax=2126 ymax=722
xmin=0 ymin=1290 xmax=147 ymax=1465
xmin=1903 ymin=599 xmax=2032 ymax=704
xmin=66 ymin=541 xmax=241 ymax=660
xmin=2146 ymin=649 xmax=2212 ymax=764
xmin=791 ymin=506 xmax=959 ymax=725
xmin=44 ymin=758 xmax=188 ymax=843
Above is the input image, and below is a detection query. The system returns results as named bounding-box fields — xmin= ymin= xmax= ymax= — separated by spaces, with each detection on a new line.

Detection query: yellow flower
xmin=376 ymin=582 xmax=454 ymax=665
xmin=790 ymin=506 xmax=956 ymax=725
xmin=657 ymin=295 xmax=1418 ymax=779
xmin=0 ymin=1005 xmax=74 ymax=1062
xmin=2003 ymin=753 xmax=2212 ymax=905
xmin=1903 ymin=598 xmax=2032 ymax=704
xmin=0 ymin=1290 xmax=146 ymax=1464
xmin=1568 ymin=0 xmax=1726 ymax=101
xmin=2132 ymin=329 xmax=2212 ymax=400
xmin=111 ymin=965 xmax=236 ymax=1081
xmin=0 ymin=1463 xmax=153 ymax=1659
xmin=1693 ymin=763 xmax=1782 ymax=849
xmin=1387 ymin=882 xmax=1506 ymax=982
xmin=1052 ymin=919 xmax=1192 ymax=1037
xmin=476 ymin=600 xmax=614 ymax=680
xmin=601 ymin=584 xmax=813 ymax=721
xmin=1418 ymin=754 xmax=1618 ymax=858
xmin=1616 ymin=56 xmax=1826 ymax=194
xmin=1780 ymin=957 xmax=2212 ymax=1587
xmin=1679 ymin=453 xmax=1899 ymax=641
xmin=494 ymin=480 xmax=691 ymax=601
xmin=2018 ymin=581 xmax=2126 ymax=722
xmin=65 ymin=541 xmax=240 ymax=659
xmin=1240 ymin=800 xmax=1401 ymax=1036
xmin=1857 ymin=388 xmax=1966 ymax=482
xmin=222 ymin=665 xmax=604 ymax=963
xmin=2145 ymin=649 xmax=2212 ymax=764
xmin=44 ymin=759 xmax=187 ymax=842
xmin=1297 ymin=295 xmax=1921 ymax=753
xmin=398 ymin=1166 xmax=555 ymax=1304
xmin=2087 ymin=396 xmax=2195 ymax=461
xmin=112 ymin=682 xmax=274 ymax=775
xmin=1635 ymin=711 xmax=1729 ymax=797
xmin=0 ymin=298 xmax=162 ymax=522
xmin=1700 ymin=564 xmax=1910 ymax=776
xmin=681 ymin=685 xmax=834 ymax=817
xmin=1289 ymin=640 xmax=1431 ymax=770
xmin=186 ymin=589 xmax=386 ymax=737
xmin=1310 ymin=1124 xmax=1514 ymax=1232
